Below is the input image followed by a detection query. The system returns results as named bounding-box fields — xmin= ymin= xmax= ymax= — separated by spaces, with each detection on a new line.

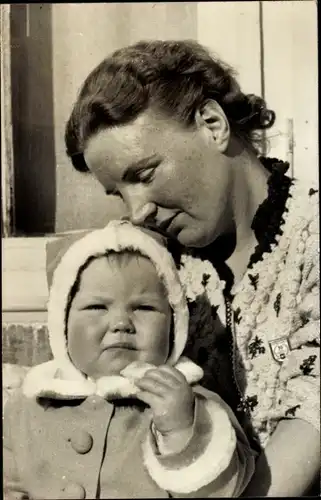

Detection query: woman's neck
xmin=224 ymin=152 xmax=271 ymax=284
xmin=185 ymin=152 xmax=291 ymax=292
xmin=187 ymin=152 xmax=270 ymax=292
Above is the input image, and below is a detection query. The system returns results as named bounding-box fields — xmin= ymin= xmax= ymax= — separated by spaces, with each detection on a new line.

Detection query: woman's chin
xmin=176 ymin=227 xmax=214 ymax=248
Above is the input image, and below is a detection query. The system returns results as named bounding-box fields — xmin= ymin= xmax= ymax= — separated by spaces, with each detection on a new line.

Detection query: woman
xmin=64 ymin=40 xmax=320 ymax=496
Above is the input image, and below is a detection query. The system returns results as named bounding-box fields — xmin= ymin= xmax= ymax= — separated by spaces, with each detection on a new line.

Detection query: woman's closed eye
xmin=124 ymin=162 xmax=159 ymax=185
xmin=104 ymin=163 xmax=159 ymax=197
xmin=135 ymin=166 xmax=156 ymax=184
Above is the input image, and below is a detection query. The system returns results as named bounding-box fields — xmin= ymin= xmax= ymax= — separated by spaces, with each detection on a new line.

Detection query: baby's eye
xmin=84 ymin=304 xmax=107 ymax=311
xmin=135 ymin=304 xmax=157 ymax=312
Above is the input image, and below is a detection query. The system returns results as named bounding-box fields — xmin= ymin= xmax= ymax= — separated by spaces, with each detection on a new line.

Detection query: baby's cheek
xmin=149 ymin=320 xmax=171 ymax=363
xmin=67 ymin=316 xmax=96 ymax=356
xmin=71 ymin=314 xmax=106 ymax=337
xmin=85 ymin=316 xmax=108 ymax=339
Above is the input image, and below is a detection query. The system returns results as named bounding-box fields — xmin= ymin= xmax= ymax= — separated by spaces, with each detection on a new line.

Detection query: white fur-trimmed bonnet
xmin=47 ymin=220 xmax=190 ymax=379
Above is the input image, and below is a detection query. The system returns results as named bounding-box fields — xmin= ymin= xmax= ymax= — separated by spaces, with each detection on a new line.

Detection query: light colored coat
xmin=4 ymin=385 xmax=255 ymax=499
xmin=3 ymin=220 xmax=256 ymax=499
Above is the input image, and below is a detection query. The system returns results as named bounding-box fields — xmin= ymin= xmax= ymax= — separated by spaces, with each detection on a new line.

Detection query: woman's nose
xmin=124 ymin=193 xmax=157 ymax=225
xmin=131 ymin=201 xmax=157 ymax=225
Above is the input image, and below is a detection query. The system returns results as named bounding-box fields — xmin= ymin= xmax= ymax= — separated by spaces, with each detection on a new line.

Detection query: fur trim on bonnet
xmin=23 ymin=220 xmax=203 ymax=399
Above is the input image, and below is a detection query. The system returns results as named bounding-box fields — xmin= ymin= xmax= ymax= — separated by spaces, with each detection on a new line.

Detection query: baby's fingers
xmin=143 ymin=367 xmax=181 ymax=388
xmin=135 ymin=376 xmax=168 ymax=396
xmin=135 ymin=390 xmax=161 ymax=409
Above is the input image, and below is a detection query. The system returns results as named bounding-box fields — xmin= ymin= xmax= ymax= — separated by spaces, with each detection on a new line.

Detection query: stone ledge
xmin=2 ymin=323 xmax=52 ymax=366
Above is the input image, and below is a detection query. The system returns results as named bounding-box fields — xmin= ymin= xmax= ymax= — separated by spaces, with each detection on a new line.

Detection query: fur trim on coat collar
xmin=22 ymin=357 xmax=204 ymax=400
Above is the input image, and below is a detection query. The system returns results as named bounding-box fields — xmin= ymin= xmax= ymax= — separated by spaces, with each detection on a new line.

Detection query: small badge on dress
xmin=269 ymin=337 xmax=291 ymax=363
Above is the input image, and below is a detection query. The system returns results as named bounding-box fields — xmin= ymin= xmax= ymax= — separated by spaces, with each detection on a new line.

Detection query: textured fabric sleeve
xmin=282 ymin=211 xmax=320 ymax=432
xmin=143 ymin=386 xmax=255 ymax=497
xmin=3 ymin=393 xmax=30 ymax=500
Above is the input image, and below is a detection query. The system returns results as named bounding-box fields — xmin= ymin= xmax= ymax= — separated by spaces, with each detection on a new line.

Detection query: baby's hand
xmin=135 ymin=365 xmax=195 ymax=434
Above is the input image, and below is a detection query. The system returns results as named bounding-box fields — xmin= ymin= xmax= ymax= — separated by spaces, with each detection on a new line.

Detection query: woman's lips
xmin=159 ymin=213 xmax=179 ymax=232
xmin=143 ymin=213 xmax=182 ymax=240
xmin=157 ymin=212 xmax=181 ymax=236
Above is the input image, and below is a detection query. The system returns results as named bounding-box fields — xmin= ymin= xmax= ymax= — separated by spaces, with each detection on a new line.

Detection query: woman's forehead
xmin=84 ymin=109 xmax=187 ymax=166
xmin=84 ymin=125 xmax=151 ymax=182
xmin=85 ymin=127 xmax=140 ymax=165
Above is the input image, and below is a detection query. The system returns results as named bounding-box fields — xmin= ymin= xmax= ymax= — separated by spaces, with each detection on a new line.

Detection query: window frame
xmin=2 ymin=236 xmax=56 ymax=323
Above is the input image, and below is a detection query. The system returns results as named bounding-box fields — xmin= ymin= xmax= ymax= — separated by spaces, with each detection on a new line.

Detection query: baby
xmin=3 ymin=221 xmax=255 ymax=499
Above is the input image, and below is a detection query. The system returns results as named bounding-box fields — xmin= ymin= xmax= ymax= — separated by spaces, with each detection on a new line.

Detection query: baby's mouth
xmin=104 ymin=342 xmax=137 ymax=350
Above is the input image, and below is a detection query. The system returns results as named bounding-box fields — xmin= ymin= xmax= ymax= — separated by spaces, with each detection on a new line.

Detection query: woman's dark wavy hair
xmin=65 ymin=39 xmax=276 ymax=172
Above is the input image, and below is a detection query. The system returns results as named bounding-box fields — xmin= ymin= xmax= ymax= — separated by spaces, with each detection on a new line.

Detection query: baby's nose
xmin=110 ymin=315 xmax=135 ymax=334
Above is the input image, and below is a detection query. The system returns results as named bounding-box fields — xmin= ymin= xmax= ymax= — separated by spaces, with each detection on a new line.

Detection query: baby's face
xmin=67 ymin=255 xmax=172 ymax=379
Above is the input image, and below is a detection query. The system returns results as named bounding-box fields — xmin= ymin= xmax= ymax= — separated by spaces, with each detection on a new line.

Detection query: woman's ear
xmin=195 ymin=100 xmax=230 ymax=153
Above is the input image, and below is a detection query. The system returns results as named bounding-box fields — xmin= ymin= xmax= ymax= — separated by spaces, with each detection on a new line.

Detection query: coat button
xmin=87 ymin=395 xmax=106 ymax=410
xmin=61 ymin=482 xmax=86 ymax=499
xmin=68 ymin=430 xmax=93 ymax=454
